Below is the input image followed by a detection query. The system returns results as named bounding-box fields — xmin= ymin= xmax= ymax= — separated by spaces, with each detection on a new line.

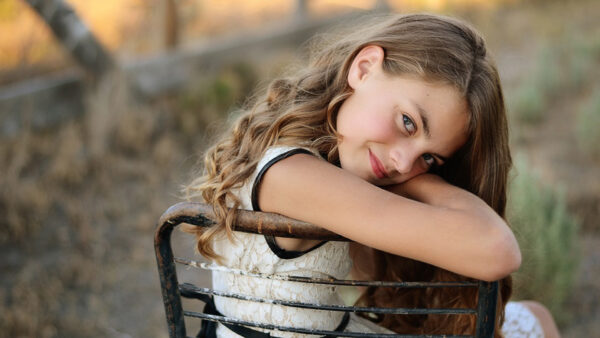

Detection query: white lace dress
xmin=209 ymin=146 xmax=544 ymax=337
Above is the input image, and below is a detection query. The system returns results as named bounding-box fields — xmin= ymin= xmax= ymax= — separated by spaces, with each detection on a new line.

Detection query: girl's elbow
xmin=508 ymin=241 xmax=522 ymax=273
xmin=485 ymin=232 xmax=522 ymax=281
xmin=483 ymin=253 xmax=521 ymax=282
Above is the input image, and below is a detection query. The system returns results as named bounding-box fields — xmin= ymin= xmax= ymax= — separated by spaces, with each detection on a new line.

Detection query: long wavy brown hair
xmin=185 ymin=13 xmax=512 ymax=336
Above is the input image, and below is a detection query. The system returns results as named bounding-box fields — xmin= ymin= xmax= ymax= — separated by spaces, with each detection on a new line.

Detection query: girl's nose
xmin=389 ymin=148 xmax=416 ymax=175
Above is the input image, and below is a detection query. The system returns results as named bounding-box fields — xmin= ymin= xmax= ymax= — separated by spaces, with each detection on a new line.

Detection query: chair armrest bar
xmin=160 ymin=202 xmax=346 ymax=240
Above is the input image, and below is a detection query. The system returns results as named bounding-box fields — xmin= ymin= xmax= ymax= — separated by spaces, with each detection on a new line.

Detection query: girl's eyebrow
xmin=410 ymin=101 xmax=449 ymax=163
xmin=412 ymin=101 xmax=431 ymax=138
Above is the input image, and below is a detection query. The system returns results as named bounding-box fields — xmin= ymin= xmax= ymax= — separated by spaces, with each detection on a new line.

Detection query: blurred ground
xmin=1 ymin=1 xmax=599 ymax=337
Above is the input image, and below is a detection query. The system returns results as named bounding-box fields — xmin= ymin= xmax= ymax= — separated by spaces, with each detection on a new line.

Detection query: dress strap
xmin=250 ymin=148 xmax=314 ymax=212
xmin=251 ymin=147 xmax=328 ymax=260
xmin=264 ymin=235 xmax=328 ymax=259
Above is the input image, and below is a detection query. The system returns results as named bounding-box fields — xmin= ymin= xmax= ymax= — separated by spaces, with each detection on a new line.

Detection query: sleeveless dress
xmin=207 ymin=146 xmax=544 ymax=337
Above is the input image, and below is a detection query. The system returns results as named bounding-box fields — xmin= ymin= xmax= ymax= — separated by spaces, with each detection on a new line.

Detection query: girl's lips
xmin=369 ymin=149 xmax=388 ymax=179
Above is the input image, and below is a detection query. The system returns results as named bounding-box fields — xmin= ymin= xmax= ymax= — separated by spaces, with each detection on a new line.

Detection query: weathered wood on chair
xmin=159 ymin=201 xmax=346 ymax=240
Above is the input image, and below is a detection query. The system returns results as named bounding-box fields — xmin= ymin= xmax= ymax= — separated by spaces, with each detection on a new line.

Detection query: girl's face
xmin=336 ymin=46 xmax=469 ymax=186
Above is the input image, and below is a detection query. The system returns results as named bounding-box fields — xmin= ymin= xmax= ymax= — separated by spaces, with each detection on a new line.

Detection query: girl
xmin=186 ymin=13 xmax=559 ymax=337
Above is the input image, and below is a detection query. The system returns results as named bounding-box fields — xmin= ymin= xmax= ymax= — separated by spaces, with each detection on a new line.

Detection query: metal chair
xmin=155 ymin=202 xmax=498 ymax=337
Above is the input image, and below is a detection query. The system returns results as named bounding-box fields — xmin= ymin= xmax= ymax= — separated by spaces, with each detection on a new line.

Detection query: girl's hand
xmin=384 ymin=173 xmax=444 ymax=202
xmin=385 ymin=173 xmax=468 ymax=210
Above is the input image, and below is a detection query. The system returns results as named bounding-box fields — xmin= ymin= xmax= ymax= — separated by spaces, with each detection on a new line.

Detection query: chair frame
xmin=155 ymin=202 xmax=498 ymax=338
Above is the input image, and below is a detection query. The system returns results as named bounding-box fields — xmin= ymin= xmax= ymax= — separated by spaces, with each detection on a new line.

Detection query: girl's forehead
xmin=389 ymin=76 xmax=469 ymax=156
xmin=388 ymin=75 xmax=467 ymax=113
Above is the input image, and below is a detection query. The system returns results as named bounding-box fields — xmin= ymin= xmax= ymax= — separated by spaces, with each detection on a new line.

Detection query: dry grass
xmin=0 ymin=59 xmax=265 ymax=336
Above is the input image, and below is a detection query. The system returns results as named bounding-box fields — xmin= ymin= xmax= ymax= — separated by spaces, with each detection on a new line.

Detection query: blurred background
xmin=0 ymin=0 xmax=598 ymax=337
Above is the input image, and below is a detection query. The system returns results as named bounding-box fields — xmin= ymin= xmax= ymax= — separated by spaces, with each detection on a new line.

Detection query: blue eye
xmin=402 ymin=114 xmax=416 ymax=134
xmin=423 ymin=154 xmax=435 ymax=166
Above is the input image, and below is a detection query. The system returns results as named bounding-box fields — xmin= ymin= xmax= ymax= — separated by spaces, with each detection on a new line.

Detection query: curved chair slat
xmin=179 ymin=283 xmax=477 ymax=315
xmin=183 ymin=312 xmax=473 ymax=338
xmin=175 ymin=257 xmax=479 ymax=288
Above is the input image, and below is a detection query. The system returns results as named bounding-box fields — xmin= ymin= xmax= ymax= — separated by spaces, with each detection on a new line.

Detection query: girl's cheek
xmin=366 ymin=115 xmax=398 ymax=141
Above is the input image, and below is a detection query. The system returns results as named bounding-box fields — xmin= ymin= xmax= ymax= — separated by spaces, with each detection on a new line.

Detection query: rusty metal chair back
xmin=155 ymin=202 xmax=499 ymax=337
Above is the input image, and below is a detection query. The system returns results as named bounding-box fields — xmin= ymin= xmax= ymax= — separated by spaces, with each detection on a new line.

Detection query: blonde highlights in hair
xmin=185 ymin=13 xmax=512 ymax=336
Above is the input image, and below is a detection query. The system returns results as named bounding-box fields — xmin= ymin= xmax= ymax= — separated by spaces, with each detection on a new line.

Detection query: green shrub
xmin=576 ymin=87 xmax=600 ymax=159
xmin=507 ymin=47 xmax=557 ymax=124
xmin=510 ymin=81 xmax=546 ymax=123
xmin=536 ymin=47 xmax=562 ymax=95
xmin=507 ymin=156 xmax=580 ymax=326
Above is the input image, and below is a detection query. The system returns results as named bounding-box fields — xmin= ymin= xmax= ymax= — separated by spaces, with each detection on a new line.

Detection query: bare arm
xmin=258 ymin=154 xmax=521 ymax=281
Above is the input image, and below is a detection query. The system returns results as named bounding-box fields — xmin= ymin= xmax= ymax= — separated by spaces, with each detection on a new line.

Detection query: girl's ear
xmin=347 ymin=45 xmax=385 ymax=90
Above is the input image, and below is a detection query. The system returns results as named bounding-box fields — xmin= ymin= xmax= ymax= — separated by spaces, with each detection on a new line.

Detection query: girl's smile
xmin=369 ymin=149 xmax=388 ymax=179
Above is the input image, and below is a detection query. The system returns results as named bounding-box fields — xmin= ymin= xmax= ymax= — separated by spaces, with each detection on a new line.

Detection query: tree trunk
xmin=24 ymin=0 xmax=116 ymax=79
xmin=295 ymin=0 xmax=308 ymax=21
xmin=164 ymin=0 xmax=179 ymax=49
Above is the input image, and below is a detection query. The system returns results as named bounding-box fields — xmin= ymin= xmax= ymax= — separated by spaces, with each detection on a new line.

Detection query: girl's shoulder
xmin=259 ymin=146 xmax=323 ymax=167
xmin=236 ymin=145 xmax=323 ymax=211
